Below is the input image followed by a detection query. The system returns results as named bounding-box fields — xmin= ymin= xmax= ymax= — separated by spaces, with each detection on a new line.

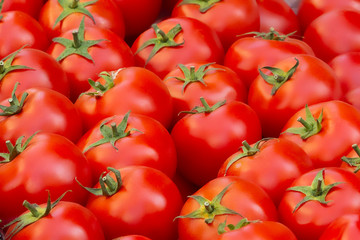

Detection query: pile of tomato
xmin=1 ymin=0 xmax=360 ymax=239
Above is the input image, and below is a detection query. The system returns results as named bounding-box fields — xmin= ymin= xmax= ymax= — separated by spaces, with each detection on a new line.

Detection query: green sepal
xmin=0 ymin=0 xmax=4 ymax=21
xmin=135 ymin=23 xmax=184 ymax=66
xmin=282 ymin=104 xmax=323 ymax=140
xmin=259 ymin=58 xmax=299 ymax=95
xmin=0 ymin=46 xmax=34 ymax=82
xmin=76 ymin=167 xmax=122 ymax=197
xmin=174 ymin=183 xmax=242 ymax=224
xmin=287 ymin=169 xmax=343 ymax=213
xmin=0 ymin=82 xmax=28 ymax=116
xmin=177 ymin=0 xmax=222 ymax=13
xmin=83 ymin=111 xmax=142 ymax=153
xmin=3 ymin=190 xmax=70 ymax=240
xmin=341 ymin=144 xmax=360 ymax=173
xmin=165 ymin=62 xmax=224 ymax=93
xmin=53 ymin=0 xmax=98 ymax=28
xmin=181 ymin=97 xmax=226 ymax=115
xmin=239 ymin=27 xmax=297 ymax=41
xmin=80 ymin=70 xmax=119 ymax=97
xmin=0 ymin=132 xmax=38 ymax=163
xmin=217 ymin=218 xmax=260 ymax=234
xmin=52 ymin=17 xmax=106 ymax=62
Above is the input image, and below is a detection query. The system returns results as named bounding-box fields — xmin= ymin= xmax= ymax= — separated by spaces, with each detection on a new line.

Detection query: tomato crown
xmin=0 ymin=82 xmax=28 ymax=116
xmin=180 ymin=97 xmax=226 ymax=115
xmin=341 ymin=144 xmax=360 ymax=173
xmin=218 ymin=218 xmax=259 ymax=234
xmin=80 ymin=71 xmax=117 ymax=97
xmin=177 ymin=0 xmax=222 ymax=13
xmin=0 ymin=132 xmax=37 ymax=163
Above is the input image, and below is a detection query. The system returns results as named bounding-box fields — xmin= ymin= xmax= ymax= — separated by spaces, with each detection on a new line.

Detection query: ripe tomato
xmin=319 ymin=213 xmax=360 ymax=240
xmin=113 ymin=236 xmax=152 ymax=240
xmin=131 ymin=17 xmax=224 ymax=79
xmin=340 ymin=143 xmax=360 ymax=180
xmin=278 ymin=167 xmax=360 ymax=240
xmin=171 ymin=0 xmax=260 ymax=50
xmin=1 ymin=0 xmax=46 ymax=19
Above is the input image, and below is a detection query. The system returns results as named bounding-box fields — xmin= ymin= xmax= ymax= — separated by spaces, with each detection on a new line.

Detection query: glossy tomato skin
xmin=47 ymin=26 xmax=134 ymax=102
xmin=39 ymin=0 xmax=125 ymax=39
xmin=248 ymin=54 xmax=341 ymax=137
xmin=177 ymin=176 xmax=278 ymax=240
xmin=280 ymin=100 xmax=360 ymax=168
xmin=278 ymin=167 xmax=360 ymax=240
xmin=0 ymin=48 xmax=69 ymax=101
xmin=131 ymin=17 xmax=224 ymax=79
xmin=77 ymin=113 xmax=177 ymax=180
xmin=6 ymin=201 xmax=105 ymax=240
xmin=171 ymin=0 xmax=260 ymax=50
xmin=113 ymin=236 xmax=152 ymax=240
xmin=171 ymin=100 xmax=262 ymax=187
xmin=319 ymin=213 xmax=360 ymax=240
xmin=303 ymin=9 xmax=360 ymax=63
xmin=85 ymin=166 xmax=183 ymax=240
xmin=218 ymin=138 xmax=313 ymax=206
xmin=1 ymin=0 xmax=46 ymax=19
xmin=0 ymin=132 xmax=93 ymax=226
xmin=0 ymin=11 xmax=49 ymax=59
xmin=224 ymin=35 xmax=314 ymax=88
xmin=75 ymin=67 xmax=173 ymax=131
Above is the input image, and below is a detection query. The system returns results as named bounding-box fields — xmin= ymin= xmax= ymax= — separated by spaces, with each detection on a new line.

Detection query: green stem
xmin=157 ymin=29 xmax=169 ymax=42
xmin=189 ymin=66 xmax=196 ymax=80
xmin=0 ymin=61 xmax=4 ymax=74
xmin=200 ymin=97 xmax=212 ymax=112
xmin=204 ymin=201 xmax=214 ymax=213
xmin=297 ymin=117 xmax=312 ymax=130
xmin=23 ymin=201 xmax=40 ymax=218
xmin=353 ymin=144 xmax=360 ymax=156
xmin=242 ymin=140 xmax=251 ymax=151
xmin=72 ymin=30 xmax=81 ymax=48
xmin=314 ymin=179 xmax=322 ymax=196
xmin=70 ymin=0 xmax=79 ymax=8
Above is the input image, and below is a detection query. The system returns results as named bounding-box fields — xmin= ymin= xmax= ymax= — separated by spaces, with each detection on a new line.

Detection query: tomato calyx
xmin=83 ymin=111 xmax=142 ymax=152
xmin=53 ymin=0 xmax=98 ymax=28
xmin=0 ymin=82 xmax=28 ymax=116
xmin=81 ymin=70 xmax=119 ymax=97
xmin=77 ymin=167 xmax=122 ymax=197
xmin=0 ymin=133 xmax=36 ymax=163
xmin=181 ymin=97 xmax=226 ymax=115
xmin=341 ymin=144 xmax=360 ymax=173
xmin=282 ymin=105 xmax=323 ymax=140
xmin=217 ymin=217 xmax=259 ymax=234
xmin=135 ymin=23 xmax=184 ymax=66
xmin=177 ymin=0 xmax=222 ymax=13
xmin=52 ymin=17 xmax=106 ymax=62
xmin=241 ymin=27 xmax=296 ymax=41
xmin=287 ymin=169 xmax=343 ymax=213
xmin=259 ymin=58 xmax=299 ymax=95
xmin=3 ymin=190 xmax=70 ymax=240
xmin=174 ymin=183 xmax=242 ymax=224
xmin=0 ymin=0 xmax=4 ymax=21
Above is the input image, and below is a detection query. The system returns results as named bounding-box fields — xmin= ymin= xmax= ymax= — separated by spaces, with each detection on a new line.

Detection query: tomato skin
xmin=303 ymin=9 xmax=360 ymax=63
xmin=0 ymin=132 xmax=93 ymax=226
xmin=177 ymin=176 xmax=278 ymax=240
xmin=278 ymin=167 xmax=360 ymax=240
xmin=171 ymin=100 xmax=262 ymax=187
xmin=131 ymin=17 xmax=224 ymax=79
xmin=248 ymin=54 xmax=341 ymax=137
xmin=85 ymin=166 xmax=183 ymax=240
xmin=218 ymin=138 xmax=313 ymax=206
xmin=171 ymin=0 xmax=260 ymax=50
xmin=6 ymin=201 xmax=105 ymax=240
xmin=319 ymin=213 xmax=360 ymax=240
xmin=113 ymin=236 xmax=152 ymax=240
xmin=1 ymin=0 xmax=46 ymax=19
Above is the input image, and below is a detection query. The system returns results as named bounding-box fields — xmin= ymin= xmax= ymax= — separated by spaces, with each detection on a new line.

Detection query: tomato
xmin=75 ymin=67 xmax=173 ymax=131
xmin=39 ymin=0 xmax=125 ymax=39
xmin=171 ymin=98 xmax=262 ymax=187
xmin=218 ymin=138 xmax=313 ymax=206
xmin=280 ymin=100 xmax=360 ymax=168
xmin=248 ymin=54 xmax=341 ymax=137
xmin=319 ymin=213 xmax=360 ymax=240
xmin=278 ymin=167 xmax=360 ymax=240
xmin=81 ymin=166 xmax=183 ymax=240
xmin=4 ymin=192 xmax=105 ymax=240
xmin=113 ymin=236 xmax=152 ymax=240
xmin=0 ymin=8 xmax=49 ymax=59
xmin=163 ymin=62 xmax=247 ymax=128
xmin=176 ymin=176 xmax=278 ymax=240
xmin=224 ymin=28 xmax=314 ymax=88
xmin=0 ymin=47 xmax=69 ymax=101
xmin=1 ymin=0 xmax=46 ymax=19
xmin=131 ymin=17 xmax=224 ymax=79
xmin=76 ymin=112 xmax=177 ymax=180
xmin=0 ymin=132 xmax=92 ymax=226
xmin=171 ymin=0 xmax=260 ymax=50
xmin=303 ymin=9 xmax=360 ymax=63
xmin=340 ymin=143 xmax=360 ymax=180
xmin=47 ymin=18 xmax=134 ymax=102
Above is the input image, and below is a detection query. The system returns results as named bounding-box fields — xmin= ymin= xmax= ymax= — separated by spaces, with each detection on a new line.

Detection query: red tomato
xmin=280 ymin=100 xmax=360 ymax=168
xmin=303 ymin=9 xmax=360 ymax=63
xmin=131 ymin=17 xmax=224 ymax=79
xmin=1 ymin=0 xmax=46 ymax=19
xmin=340 ymin=143 xmax=360 ymax=180
xmin=218 ymin=138 xmax=313 ymax=205
xmin=76 ymin=112 xmax=177 ymax=180
xmin=0 ymin=48 xmax=69 ymax=101
xmin=163 ymin=62 xmax=247 ymax=128
xmin=176 ymin=176 xmax=278 ymax=240
xmin=75 ymin=67 xmax=173 ymax=131
xmin=278 ymin=167 xmax=360 ymax=240
xmin=248 ymin=54 xmax=341 ymax=137
xmin=224 ymin=29 xmax=314 ymax=88
xmin=39 ymin=0 xmax=125 ymax=39
xmin=113 ymin=236 xmax=152 ymax=240
xmin=319 ymin=213 xmax=360 ymax=240
xmin=0 ymin=132 xmax=92 ymax=226
xmin=171 ymin=98 xmax=262 ymax=187
xmin=47 ymin=19 xmax=134 ymax=102
xmin=83 ymin=166 xmax=183 ymax=240
xmin=0 ymin=10 xmax=49 ymax=58
xmin=171 ymin=0 xmax=260 ymax=50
